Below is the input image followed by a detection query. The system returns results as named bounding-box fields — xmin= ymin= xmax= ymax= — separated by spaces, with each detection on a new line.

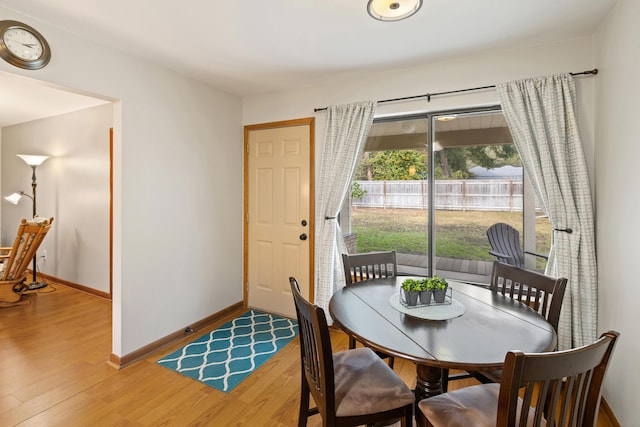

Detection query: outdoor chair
xmin=289 ymin=277 xmax=414 ymax=427
xmin=418 ymin=330 xmax=619 ymax=427
xmin=342 ymin=251 xmax=397 ymax=368
xmin=0 ymin=217 xmax=54 ymax=307
xmin=486 ymin=222 xmax=548 ymax=269
xmin=442 ymin=261 xmax=568 ymax=390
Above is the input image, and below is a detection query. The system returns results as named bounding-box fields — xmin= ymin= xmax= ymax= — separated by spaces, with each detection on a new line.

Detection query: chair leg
xmin=441 ymin=368 xmax=449 ymax=392
xmin=299 ymin=379 xmax=310 ymax=427
xmin=388 ymin=356 xmax=395 ymax=369
xmin=404 ymin=404 xmax=413 ymax=427
xmin=348 ymin=336 xmax=356 ymax=349
xmin=416 ymin=407 xmax=429 ymax=427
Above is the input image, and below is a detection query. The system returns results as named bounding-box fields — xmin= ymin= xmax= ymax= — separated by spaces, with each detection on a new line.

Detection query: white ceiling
xmin=0 ymin=0 xmax=617 ymax=126
xmin=0 ymin=72 xmax=110 ymax=127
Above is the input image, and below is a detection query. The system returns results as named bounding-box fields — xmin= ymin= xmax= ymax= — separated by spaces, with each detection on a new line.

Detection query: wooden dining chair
xmin=418 ymin=330 xmax=619 ymax=427
xmin=342 ymin=250 xmax=398 ymax=284
xmin=442 ymin=261 xmax=568 ymax=390
xmin=489 ymin=261 xmax=568 ymax=333
xmin=341 ymin=251 xmax=397 ymax=368
xmin=289 ymin=277 xmax=414 ymax=427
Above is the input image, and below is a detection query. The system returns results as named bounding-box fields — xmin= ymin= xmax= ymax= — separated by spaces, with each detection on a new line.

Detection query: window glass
xmin=345 ymin=108 xmax=549 ymax=284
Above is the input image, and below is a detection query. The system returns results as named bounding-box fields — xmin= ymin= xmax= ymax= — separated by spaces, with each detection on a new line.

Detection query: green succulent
xmin=427 ymin=275 xmax=448 ymax=290
xmin=401 ymin=278 xmax=420 ymax=291
xmin=401 ymin=278 xmax=429 ymax=291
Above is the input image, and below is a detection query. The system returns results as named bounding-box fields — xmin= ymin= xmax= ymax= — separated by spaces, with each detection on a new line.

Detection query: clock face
xmin=3 ymin=28 xmax=44 ymax=61
xmin=0 ymin=20 xmax=51 ymax=70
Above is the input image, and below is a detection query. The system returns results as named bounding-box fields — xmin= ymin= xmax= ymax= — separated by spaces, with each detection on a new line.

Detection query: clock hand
xmin=21 ymin=43 xmax=35 ymax=48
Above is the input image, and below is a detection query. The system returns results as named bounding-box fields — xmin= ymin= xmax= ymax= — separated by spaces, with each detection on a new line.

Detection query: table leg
xmin=414 ymin=364 xmax=443 ymax=402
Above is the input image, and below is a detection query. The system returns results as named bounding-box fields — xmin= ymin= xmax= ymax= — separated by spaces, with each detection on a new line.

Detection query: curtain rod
xmin=313 ymin=68 xmax=598 ymax=113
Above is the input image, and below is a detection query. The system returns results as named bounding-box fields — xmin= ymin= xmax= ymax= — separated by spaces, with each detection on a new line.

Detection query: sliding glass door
xmin=343 ymin=106 xmax=550 ymax=284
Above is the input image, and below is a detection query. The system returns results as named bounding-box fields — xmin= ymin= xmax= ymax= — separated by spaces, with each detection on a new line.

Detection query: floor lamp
xmin=4 ymin=154 xmax=50 ymax=290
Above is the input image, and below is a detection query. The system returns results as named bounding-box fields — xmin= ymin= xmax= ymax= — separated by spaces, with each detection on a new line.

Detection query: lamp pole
xmin=16 ymin=155 xmax=49 ymax=290
xmin=28 ymin=164 xmax=40 ymax=289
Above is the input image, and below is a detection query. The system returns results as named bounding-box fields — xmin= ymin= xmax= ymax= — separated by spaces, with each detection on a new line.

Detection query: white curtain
xmin=497 ymin=74 xmax=597 ymax=350
xmin=315 ymin=101 xmax=376 ymax=315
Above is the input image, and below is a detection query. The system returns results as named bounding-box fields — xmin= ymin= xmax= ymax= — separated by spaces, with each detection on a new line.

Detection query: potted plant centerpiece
xmin=417 ymin=278 xmax=432 ymax=305
xmin=401 ymin=278 xmax=421 ymax=306
xmin=428 ymin=276 xmax=449 ymax=303
xmin=402 ymin=278 xmax=431 ymax=306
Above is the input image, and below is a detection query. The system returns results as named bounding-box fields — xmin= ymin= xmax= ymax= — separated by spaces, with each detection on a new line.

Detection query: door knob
xmin=299 ymin=233 xmax=308 ymax=241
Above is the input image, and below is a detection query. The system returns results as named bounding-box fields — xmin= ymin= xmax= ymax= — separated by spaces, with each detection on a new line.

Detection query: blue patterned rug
xmin=157 ymin=310 xmax=298 ymax=393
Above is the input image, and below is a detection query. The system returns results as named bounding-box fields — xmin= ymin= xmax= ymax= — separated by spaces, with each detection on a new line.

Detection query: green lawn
xmin=351 ymin=208 xmax=551 ymax=264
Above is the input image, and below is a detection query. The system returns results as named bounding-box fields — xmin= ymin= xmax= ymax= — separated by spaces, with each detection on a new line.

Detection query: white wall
xmin=594 ymin=0 xmax=639 ymax=424
xmin=244 ymin=38 xmax=598 ymax=238
xmin=244 ymin=38 xmax=597 ymax=188
xmin=0 ymin=131 xmax=2 ymax=238
xmin=1 ymin=104 xmax=112 ymax=293
xmin=1 ymin=6 xmax=630 ymax=420
xmin=0 ymin=7 xmax=244 ymax=357
xmin=243 ymin=35 xmax=629 ymax=411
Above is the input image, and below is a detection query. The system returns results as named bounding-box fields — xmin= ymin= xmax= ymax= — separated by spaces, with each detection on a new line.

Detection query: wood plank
xmin=0 ymin=276 xmax=615 ymax=426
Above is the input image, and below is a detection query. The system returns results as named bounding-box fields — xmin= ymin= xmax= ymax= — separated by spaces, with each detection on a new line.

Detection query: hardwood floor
xmin=0 ymin=281 xmax=614 ymax=426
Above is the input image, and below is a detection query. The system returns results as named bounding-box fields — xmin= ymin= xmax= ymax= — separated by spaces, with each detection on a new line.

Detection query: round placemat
xmin=389 ymin=293 xmax=466 ymax=320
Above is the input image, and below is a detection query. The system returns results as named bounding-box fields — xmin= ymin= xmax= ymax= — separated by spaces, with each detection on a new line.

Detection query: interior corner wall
xmin=0 ymin=7 xmax=244 ymax=358
xmin=1 ymin=103 xmax=112 ymax=293
xmin=593 ymin=0 xmax=639 ymax=424
xmin=243 ymin=33 xmax=613 ymax=411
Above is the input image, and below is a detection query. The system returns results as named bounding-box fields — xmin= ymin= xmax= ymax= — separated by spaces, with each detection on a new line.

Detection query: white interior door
xmin=246 ymin=121 xmax=312 ymax=318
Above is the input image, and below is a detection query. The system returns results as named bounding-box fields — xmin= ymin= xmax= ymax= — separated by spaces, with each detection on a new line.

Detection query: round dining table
xmin=328 ymin=276 xmax=557 ymax=402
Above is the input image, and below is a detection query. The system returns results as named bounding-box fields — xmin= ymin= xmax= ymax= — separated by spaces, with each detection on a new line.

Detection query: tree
xmin=355 ymin=150 xmax=427 ymax=180
xmin=465 ymin=145 xmax=520 ymax=169
xmin=355 ymin=144 xmax=520 ymax=181
xmin=433 ymin=145 xmax=520 ymax=178
xmin=434 ymin=147 xmax=469 ymax=178
xmin=351 ymin=181 xmax=367 ymax=199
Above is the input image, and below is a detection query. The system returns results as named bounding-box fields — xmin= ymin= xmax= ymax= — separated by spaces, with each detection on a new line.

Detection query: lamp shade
xmin=17 ymin=154 xmax=50 ymax=166
xmin=367 ymin=0 xmax=423 ymax=21
xmin=4 ymin=192 xmax=23 ymax=205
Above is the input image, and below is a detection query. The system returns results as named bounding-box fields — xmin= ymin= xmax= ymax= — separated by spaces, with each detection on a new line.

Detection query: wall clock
xmin=0 ymin=20 xmax=51 ymax=70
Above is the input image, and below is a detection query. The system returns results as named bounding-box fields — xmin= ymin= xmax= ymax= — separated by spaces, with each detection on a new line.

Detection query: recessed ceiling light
xmin=367 ymin=0 xmax=423 ymax=22
xmin=436 ymin=115 xmax=457 ymax=122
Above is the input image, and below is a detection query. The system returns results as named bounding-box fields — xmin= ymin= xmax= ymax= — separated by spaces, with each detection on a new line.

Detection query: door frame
xmin=110 ymin=127 xmax=114 ymax=299
xmin=243 ymin=117 xmax=315 ymax=305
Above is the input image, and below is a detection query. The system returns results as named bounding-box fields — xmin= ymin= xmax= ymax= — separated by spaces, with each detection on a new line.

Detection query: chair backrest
xmin=342 ymin=251 xmax=397 ymax=285
xmin=497 ymin=330 xmax=619 ymax=427
xmin=487 ymin=222 xmax=525 ymax=267
xmin=2 ymin=217 xmax=54 ymax=282
xmin=490 ymin=261 xmax=567 ymax=333
xmin=289 ymin=277 xmax=336 ymax=420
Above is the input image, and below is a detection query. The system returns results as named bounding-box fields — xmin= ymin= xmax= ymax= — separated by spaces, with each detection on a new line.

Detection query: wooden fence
xmin=352 ymin=179 xmax=525 ymax=211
